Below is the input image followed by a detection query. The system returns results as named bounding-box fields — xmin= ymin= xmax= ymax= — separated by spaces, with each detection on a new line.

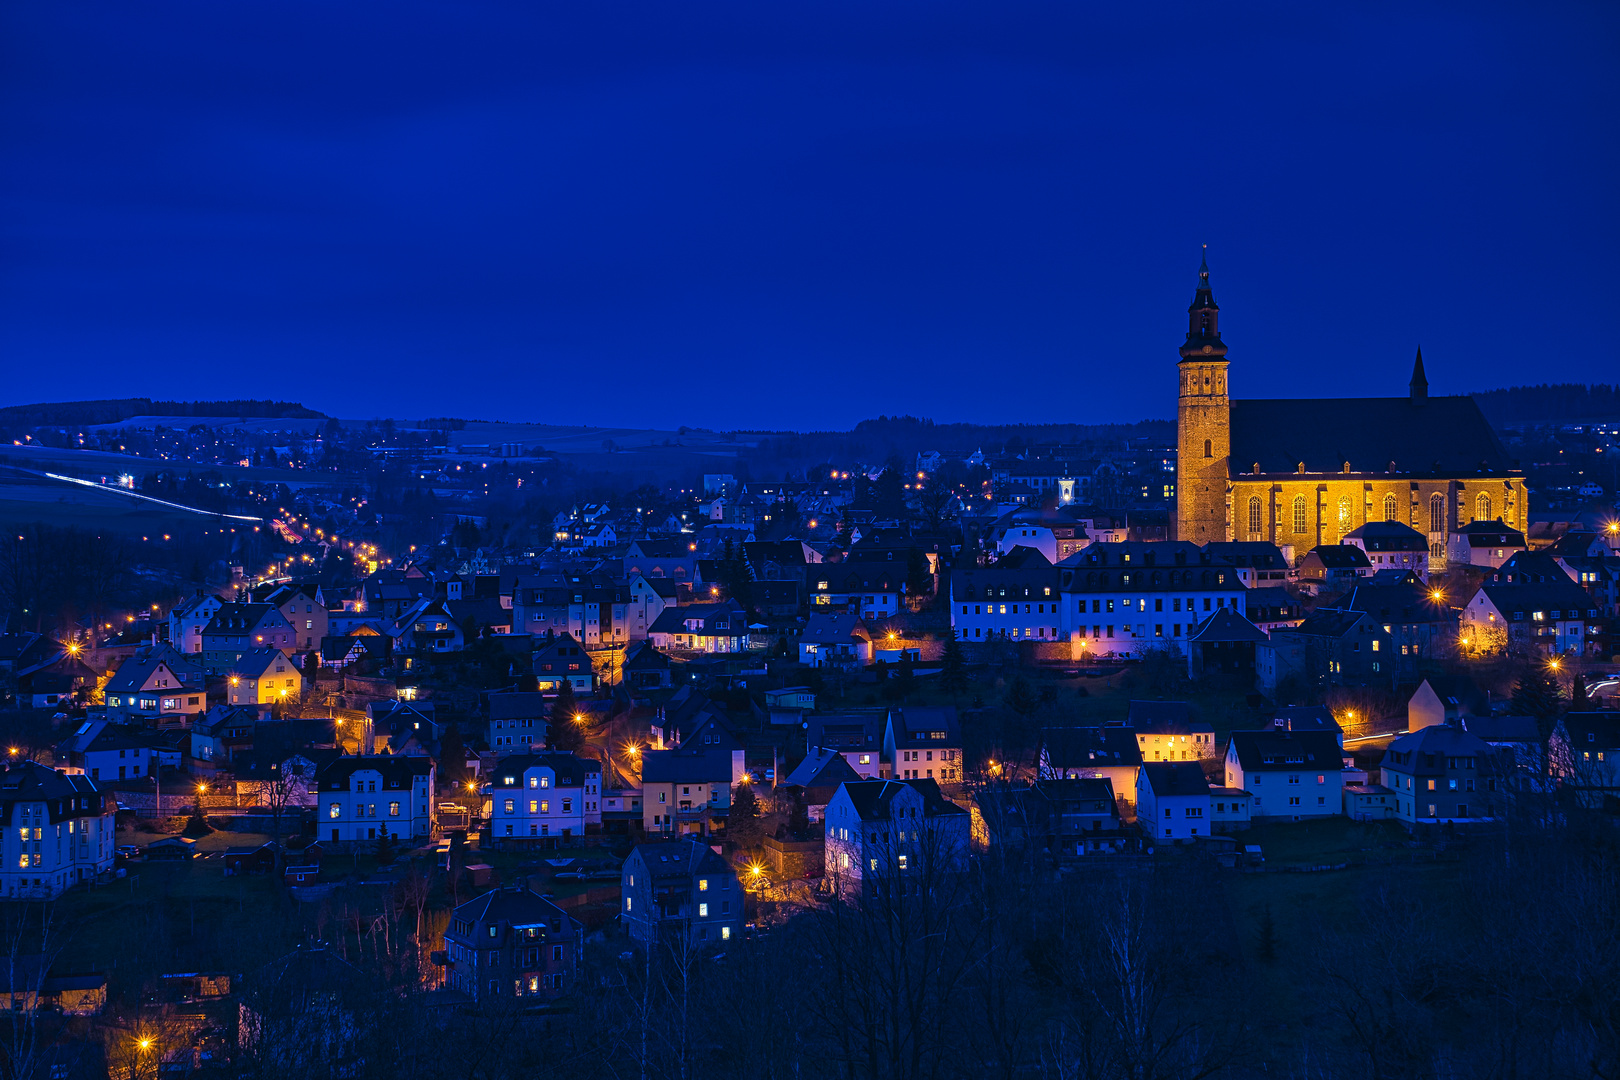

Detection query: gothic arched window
xmin=1337 ymin=496 xmax=1352 ymax=529
xmin=1248 ymin=496 xmax=1262 ymax=535
xmin=1204 ymin=439 xmax=1212 ymax=458
xmin=1429 ymin=493 xmax=1445 ymax=534
xmin=1476 ymin=493 xmax=1492 ymax=522
xmin=1292 ymin=495 xmax=1307 ymax=534
xmin=1383 ymin=493 xmax=1398 ymax=522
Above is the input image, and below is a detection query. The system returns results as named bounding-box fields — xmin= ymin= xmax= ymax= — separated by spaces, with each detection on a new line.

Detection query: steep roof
xmin=782 ymin=747 xmax=862 ymax=790
xmin=315 ymin=754 xmax=433 ymax=790
xmin=839 ymin=777 xmax=966 ymax=821
xmin=801 ymin=612 xmax=870 ymax=645
xmin=629 ymin=838 xmax=732 ymax=881
xmin=1343 ymin=521 xmax=1428 ymax=551
xmin=1383 ymin=724 xmax=1496 ymax=769
xmin=1141 ymin=761 xmax=1210 ymax=798
xmin=1305 ymin=545 xmax=1373 ymax=570
xmin=452 ymin=885 xmax=576 ymax=935
xmin=486 ymin=753 xmax=600 ymax=788
xmin=1041 ymin=726 xmax=1144 ymax=768
xmin=1188 ymin=607 xmax=1269 ymax=643
xmin=1335 ymin=582 xmax=1452 ymax=624
xmin=638 ymin=747 xmax=733 ymax=784
xmin=1227 ymin=729 xmax=1342 ymax=772
xmin=1229 ymin=395 xmax=1515 ymax=477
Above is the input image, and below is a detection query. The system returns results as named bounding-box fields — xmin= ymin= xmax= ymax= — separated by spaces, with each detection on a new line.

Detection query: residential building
xmin=1460 ymin=577 xmax=1597 ymax=657
xmin=1342 ymin=521 xmax=1431 ymax=581
xmin=647 ymin=601 xmax=748 ymax=653
xmin=1295 ymin=545 xmax=1373 ymax=592
xmin=1208 ymin=787 xmax=1252 ymax=832
xmin=883 ymin=706 xmax=964 ymax=785
xmin=806 ymin=713 xmax=887 ymax=779
xmin=0 ymin=760 xmax=115 ymax=899
xmin=1332 ymin=580 xmax=1456 ymax=663
xmin=486 ymin=691 xmax=548 ymax=751
xmin=533 ymin=632 xmax=595 ymax=694
xmin=799 ymin=612 xmax=872 ymax=667
xmin=316 ymin=754 xmax=436 ymax=848
xmin=443 ymin=885 xmax=583 ymax=1003
xmin=103 ymin=645 xmax=205 ymax=723
xmin=1223 ymin=730 xmax=1344 ymax=819
xmin=1186 ymin=608 xmax=1268 ymax=680
xmin=779 ymin=749 xmax=862 ymax=821
xmin=621 ymin=839 xmax=742 ymax=947
xmin=1038 ymin=726 xmax=1144 ymax=816
xmin=1136 ymin=761 xmax=1212 ymax=843
xmin=54 ymin=720 xmax=164 ymax=782
xmin=812 ymin=564 xmax=904 ymax=623
xmin=482 ymin=753 xmax=602 ymax=841
xmin=201 ymin=603 xmax=297 ymax=675
xmin=1244 ymin=586 xmax=1305 ymax=633
xmin=227 ymin=647 xmax=305 ymax=707
xmin=1549 ymin=712 xmax=1620 ymax=807
xmin=1379 ymin=724 xmax=1504 ymax=825
xmin=1202 ymin=541 xmax=1292 ymax=587
xmin=823 ymin=778 xmax=971 ymax=899
xmin=167 ymin=591 xmax=224 ymax=655
xmin=639 ymin=747 xmax=733 ymax=836
xmin=1126 ymin=701 xmax=1216 ymax=762
xmin=1448 ymin=519 xmax=1527 ymax=570
xmin=1261 ymin=609 xmax=1395 ymax=689
xmin=256 ymin=582 xmax=328 ymax=652
xmin=627 ymin=574 xmax=679 ymax=640
xmin=189 ymin=704 xmax=268 ymax=767
xmin=950 ymin=546 xmax=1063 ymax=644
xmin=1056 ymin=542 xmax=1248 ymax=658
xmin=1343 ymin=783 xmax=1397 ymax=820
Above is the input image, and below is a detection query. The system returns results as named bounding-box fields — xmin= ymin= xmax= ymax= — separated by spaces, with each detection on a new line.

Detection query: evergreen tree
xmin=1511 ymin=667 xmax=1564 ymax=737
xmin=438 ymin=723 xmax=466 ymax=788
xmin=788 ymin=787 xmax=810 ymax=838
xmin=183 ymin=800 xmax=212 ymax=838
xmin=905 ymin=546 xmax=932 ymax=599
xmin=549 ymin=683 xmax=583 ymax=751
xmin=940 ymin=637 xmax=969 ymax=700
xmin=374 ymin=824 xmax=398 ymax=865
xmin=1004 ymin=674 xmax=1040 ymax=719
xmin=729 ymin=782 xmax=762 ymax=850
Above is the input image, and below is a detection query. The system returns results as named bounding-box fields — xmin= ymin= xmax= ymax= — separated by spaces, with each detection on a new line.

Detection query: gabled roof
xmin=452 ymin=886 xmax=577 ymax=935
xmin=315 ymin=754 xmax=433 ymax=790
xmin=1559 ymin=711 xmax=1620 ymax=752
xmin=886 ymin=706 xmax=961 ymax=747
xmin=647 ymin=602 xmax=747 ymax=636
xmin=1124 ymin=701 xmax=1209 ymax=734
xmin=838 ymin=777 xmax=967 ymax=821
xmin=486 ymin=753 xmax=600 ymax=788
xmin=807 ymin=713 xmax=884 ymax=752
xmin=488 ymin=691 xmax=549 ymax=721
xmin=1226 ymin=729 xmax=1342 ymax=772
xmin=1229 ymin=395 xmax=1514 ymax=477
xmin=629 ymin=838 xmax=732 ymax=881
xmin=1141 ymin=761 xmax=1210 ymax=798
xmin=230 ymin=647 xmax=298 ymax=681
xmin=1268 ymin=706 xmax=1342 ymax=734
xmin=1335 ymin=582 xmax=1452 ymax=625
xmin=1474 ymin=579 xmax=1596 ymax=616
xmin=1188 ymin=607 xmax=1268 ymax=644
xmin=782 ymin=747 xmax=862 ymax=790
xmin=1041 ymin=726 xmax=1143 ymax=769
xmin=638 ymin=747 xmax=733 ymax=784
xmin=1456 ymin=519 xmax=1526 ymax=545
xmin=1342 ymin=521 xmax=1427 ymax=550
xmin=1461 ymin=715 xmax=1543 ymax=744
xmin=1304 ymin=545 xmax=1373 ymax=570
xmin=1384 ymin=723 xmax=1495 ymax=768
xmin=203 ymin=603 xmax=287 ymax=636
xmin=1289 ymin=608 xmax=1376 ymax=640
xmin=801 ymin=612 xmax=869 ymax=645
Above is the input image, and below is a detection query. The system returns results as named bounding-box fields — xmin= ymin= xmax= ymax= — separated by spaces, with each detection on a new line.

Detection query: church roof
xmin=1229 ymin=395 xmax=1515 ymax=477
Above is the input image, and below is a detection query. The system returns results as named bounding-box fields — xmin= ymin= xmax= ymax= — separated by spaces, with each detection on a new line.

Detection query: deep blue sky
xmin=2 ymin=2 xmax=1616 ymax=429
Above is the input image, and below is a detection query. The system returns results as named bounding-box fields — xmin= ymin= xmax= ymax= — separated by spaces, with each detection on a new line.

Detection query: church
xmin=1174 ymin=256 xmax=1521 ymax=571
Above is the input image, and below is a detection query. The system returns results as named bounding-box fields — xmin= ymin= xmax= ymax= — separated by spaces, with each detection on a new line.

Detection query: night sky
xmin=2 ymin=2 xmax=1616 ymax=430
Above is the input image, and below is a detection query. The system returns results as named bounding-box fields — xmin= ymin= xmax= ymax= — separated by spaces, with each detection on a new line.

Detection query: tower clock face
xmin=1202 ymin=345 xmax=1212 ymax=354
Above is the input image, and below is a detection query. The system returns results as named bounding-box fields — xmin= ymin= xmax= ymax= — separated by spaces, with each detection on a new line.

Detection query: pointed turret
xmin=1409 ymin=347 xmax=1428 ymax=403
xmin=1180 ymin=246 xmax=1226 ymax=361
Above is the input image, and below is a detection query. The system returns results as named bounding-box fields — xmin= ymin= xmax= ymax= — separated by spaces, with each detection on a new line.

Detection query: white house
xmin=1057 ymin=542 xmax=1247 ymax=659
xmin=482 ymin=753 xmax=602 ymax=841
xmin=1135 ymin=762 xmax=1212 ymax=843
xmin=0 ymin=761 xmax=116 ymax=899
xmin=1223 ymin=730 xmax=1344 ymax=820
xmin=823 ymin=778 xmax=970 ymax=900
xmin=315 ymin=754 xmax=436 ymax=849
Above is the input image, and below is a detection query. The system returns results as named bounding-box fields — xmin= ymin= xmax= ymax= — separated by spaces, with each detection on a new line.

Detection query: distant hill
xmin=0 ymin=398 xmax=328 ymax=427
xmin=1470 ymin=384 xmax=1620 ymax=426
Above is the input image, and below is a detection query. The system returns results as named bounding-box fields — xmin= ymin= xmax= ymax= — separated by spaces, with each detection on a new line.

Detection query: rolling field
xmin=0 ymin=468 xmax=236 ymax=537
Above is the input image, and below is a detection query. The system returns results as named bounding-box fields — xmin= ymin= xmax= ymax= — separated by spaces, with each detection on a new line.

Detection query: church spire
xmin=1180 ymin=246 xmax=1226 ymax=361
xmin=1409 ymin=346 xmax=1428 ymax=402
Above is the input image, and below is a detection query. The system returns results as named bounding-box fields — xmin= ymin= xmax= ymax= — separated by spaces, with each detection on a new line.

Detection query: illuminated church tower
xmin=1175 ymin=251 xmax=1229 ymax=542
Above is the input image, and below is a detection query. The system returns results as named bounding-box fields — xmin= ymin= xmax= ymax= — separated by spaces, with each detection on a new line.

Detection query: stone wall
xmin=762 ymin=835 xmax=824 ymax=878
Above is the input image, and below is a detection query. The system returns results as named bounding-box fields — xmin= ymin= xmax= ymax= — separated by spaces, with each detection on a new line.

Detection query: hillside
xmin=0 ymin=398 xmax=328 ymax=427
